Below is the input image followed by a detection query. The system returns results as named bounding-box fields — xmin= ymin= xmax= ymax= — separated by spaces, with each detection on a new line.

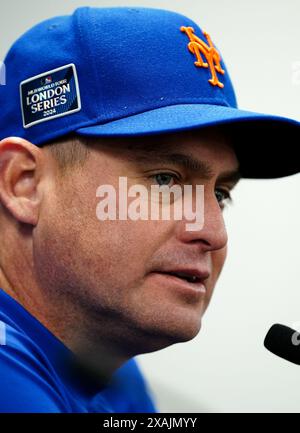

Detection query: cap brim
xmin=76 ymin=104 xmax=300 ymax=179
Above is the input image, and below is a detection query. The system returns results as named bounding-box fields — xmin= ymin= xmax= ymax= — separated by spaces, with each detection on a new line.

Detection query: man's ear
xmin=0 ymin=137 xmax=44 ymax=226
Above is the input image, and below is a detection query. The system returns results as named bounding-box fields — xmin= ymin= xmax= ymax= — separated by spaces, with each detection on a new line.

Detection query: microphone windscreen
xmin=264 ymin=323 xmax=300 ymax=365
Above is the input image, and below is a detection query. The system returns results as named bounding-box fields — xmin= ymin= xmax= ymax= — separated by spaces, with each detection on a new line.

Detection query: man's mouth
xmin=150 ymin=268 xmax=210 ymax=295
xmin=149 ymin=268 xmax=209 ymax=299
xmin=162 ymin=271 xmax=201 ymax=283
xmin=151 ymin=268 xmax=210 ymax=287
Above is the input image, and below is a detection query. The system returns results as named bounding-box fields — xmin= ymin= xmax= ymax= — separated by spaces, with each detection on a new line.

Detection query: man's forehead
xmin=93 ymin=129 xmax=241 ymax=183
xmin=89 ymin=131 xmax=227 ymax=170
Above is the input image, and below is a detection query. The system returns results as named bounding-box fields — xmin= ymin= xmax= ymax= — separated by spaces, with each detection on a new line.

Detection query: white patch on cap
xmin=20 ymin=63 xmax=81 ymax=129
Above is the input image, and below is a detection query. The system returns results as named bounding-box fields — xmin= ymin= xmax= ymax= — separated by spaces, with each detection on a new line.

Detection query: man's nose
xmin=175 ymin=192 xmax=228 ymax=252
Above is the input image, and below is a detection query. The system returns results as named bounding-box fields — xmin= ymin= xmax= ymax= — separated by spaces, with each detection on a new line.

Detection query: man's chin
xmin=133 ymin=317 xmax=203 ymax=354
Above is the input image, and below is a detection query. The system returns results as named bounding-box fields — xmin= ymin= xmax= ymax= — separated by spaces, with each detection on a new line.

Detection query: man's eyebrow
xmin=128 ymin=150 xmax=241 ymax=183
xmin=130 ymin=152 xmax=214 ymax=179
xmin=217 ymin=169 xmax=241 ymax=184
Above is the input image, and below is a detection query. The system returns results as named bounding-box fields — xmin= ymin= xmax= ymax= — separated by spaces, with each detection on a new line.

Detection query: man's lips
xmin=149 ymin=267 xmax=210 ymax=298
xmin=151 ymin=268 xmax=210 ymax=283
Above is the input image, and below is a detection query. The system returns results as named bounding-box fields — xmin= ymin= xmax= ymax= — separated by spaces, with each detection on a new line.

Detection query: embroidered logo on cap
xmin=180 ymin=26 xmax=225 ymax=88
xmin=20 ymin=63 xmax=81 ymax=129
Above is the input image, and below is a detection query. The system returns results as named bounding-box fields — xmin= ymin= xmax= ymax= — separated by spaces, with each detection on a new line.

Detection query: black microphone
xmin=264 ymin=324 xmax=300 ymax=365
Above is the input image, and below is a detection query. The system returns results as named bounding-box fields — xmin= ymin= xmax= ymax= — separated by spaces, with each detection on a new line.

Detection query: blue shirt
xmin=0 ymin=288 xmax=157 ymax=413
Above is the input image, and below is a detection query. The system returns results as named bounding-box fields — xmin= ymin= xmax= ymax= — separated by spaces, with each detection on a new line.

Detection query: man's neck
xmin=0 ymin=270 xmax=130 ymax=381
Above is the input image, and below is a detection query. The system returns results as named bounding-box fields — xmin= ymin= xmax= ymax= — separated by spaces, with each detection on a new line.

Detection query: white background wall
xmin=1 ymin=0 xmax=299 ymax=412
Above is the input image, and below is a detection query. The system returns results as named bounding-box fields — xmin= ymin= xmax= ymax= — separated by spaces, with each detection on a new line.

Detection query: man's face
xmin=35 ymin=129 xmax=240 ymax=355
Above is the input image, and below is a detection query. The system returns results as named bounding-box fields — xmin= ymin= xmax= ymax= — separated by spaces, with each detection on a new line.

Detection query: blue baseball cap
xmin=0 ymin=6 xmax=299 ymax=178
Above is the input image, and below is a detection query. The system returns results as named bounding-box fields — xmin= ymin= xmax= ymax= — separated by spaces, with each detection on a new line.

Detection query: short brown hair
xmin=44 ymin=134 xmax=91 ymax=174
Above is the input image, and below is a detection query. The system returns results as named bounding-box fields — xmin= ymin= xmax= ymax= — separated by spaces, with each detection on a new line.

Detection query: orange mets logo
xmin=180 ymin=26 xmax=225 ymax=88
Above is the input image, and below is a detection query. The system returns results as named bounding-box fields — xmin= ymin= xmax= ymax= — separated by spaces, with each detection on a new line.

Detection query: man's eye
xmin=150 ymin=173 xmax=180 ymax=187
xmin=215 ymin=188 xmax=232 ymax=209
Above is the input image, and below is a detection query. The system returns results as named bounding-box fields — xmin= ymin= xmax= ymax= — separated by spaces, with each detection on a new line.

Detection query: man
xmin=0 ymin=6 xmax=298 ymax=413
